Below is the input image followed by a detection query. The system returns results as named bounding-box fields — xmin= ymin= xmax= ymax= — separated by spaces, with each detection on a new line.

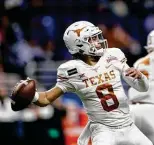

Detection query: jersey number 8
xmin=96 ymin=83 xmax=119 ymax=112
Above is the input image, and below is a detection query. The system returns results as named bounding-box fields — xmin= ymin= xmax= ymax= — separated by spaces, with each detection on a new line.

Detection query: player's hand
xmin=125 ymin=67 xmax=142 ymax=79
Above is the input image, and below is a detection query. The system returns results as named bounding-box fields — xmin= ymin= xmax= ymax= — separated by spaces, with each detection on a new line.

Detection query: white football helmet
xmin=63 ymin=21 xmax=108 ymax=56
xmin=144 ymin=30 xmax=154 ymax=53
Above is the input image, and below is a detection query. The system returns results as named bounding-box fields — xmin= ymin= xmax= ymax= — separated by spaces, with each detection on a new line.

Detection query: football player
xmin=11 ymin=21 xmax=152 ymax=145
xmin=128 ymin=30 xmax=154 ymax=144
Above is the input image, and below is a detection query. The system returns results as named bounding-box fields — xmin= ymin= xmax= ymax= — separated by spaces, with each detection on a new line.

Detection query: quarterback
xmin=11 ymin=21 xmax=152 ymax=145
xmin=128 ymin=30 xmax=154 ymax=144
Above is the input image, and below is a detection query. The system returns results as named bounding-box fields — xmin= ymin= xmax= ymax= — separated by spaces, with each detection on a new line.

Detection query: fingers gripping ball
xmin=10 ymin=79 xmax=36 ymax=111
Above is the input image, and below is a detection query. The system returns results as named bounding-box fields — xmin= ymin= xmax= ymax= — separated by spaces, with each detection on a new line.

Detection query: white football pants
xmin=130 ymin=104 xmax=154 ymax=144
xmin=78 ymin=123 xmax=153 ymax=145
xmin=89 ymin=122 xmax=152 ymax=145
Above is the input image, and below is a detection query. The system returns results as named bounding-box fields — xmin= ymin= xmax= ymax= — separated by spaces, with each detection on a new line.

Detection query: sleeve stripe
xmin=57 ymin=75 xmax=68 ymax=81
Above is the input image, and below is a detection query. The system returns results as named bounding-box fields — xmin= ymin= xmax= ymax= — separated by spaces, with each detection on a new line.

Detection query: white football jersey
xmin=128 ymin=51 xmax=154 ymax=103
xmin=56 ymin=48 xmax=148 ymax=127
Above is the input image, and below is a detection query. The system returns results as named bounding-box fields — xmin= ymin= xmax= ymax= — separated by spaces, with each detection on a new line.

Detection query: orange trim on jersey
xmin=140 ymin=57 xmax=150 ymax=65
xmin=136 ymin=57 xmax=150 ymax=79
xmin=140 ymin=70 xmax=149 ymax=78
xmin=57 ymin=75 xmax=68 ymax=81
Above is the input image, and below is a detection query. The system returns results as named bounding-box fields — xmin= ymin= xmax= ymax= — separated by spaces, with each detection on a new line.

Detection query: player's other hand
xmin=125 ymin=67 xmax=142 ymax=79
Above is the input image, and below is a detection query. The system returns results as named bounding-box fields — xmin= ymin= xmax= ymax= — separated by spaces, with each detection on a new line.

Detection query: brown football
xmin=10 ymin=79 xmax=36 ymax=111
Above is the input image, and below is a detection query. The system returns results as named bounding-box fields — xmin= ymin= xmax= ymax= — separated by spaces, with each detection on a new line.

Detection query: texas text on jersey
xmin=56 ymin=48 xmax=134 ymax=127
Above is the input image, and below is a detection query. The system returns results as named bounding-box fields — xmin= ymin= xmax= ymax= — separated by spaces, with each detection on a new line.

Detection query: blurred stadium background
xmin=0 ymin=0 xmax=154 ymax=145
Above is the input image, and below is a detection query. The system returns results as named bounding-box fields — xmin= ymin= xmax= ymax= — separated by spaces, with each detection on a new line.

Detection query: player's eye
xmin=88 ymin=37 xmax=92 ymax=43
xmin=92 ymin=36 xmax=97 ymax=41
xmin=87 ymin=35 xmax=100 ymax=43
xmin=88 ymin=36 xmax=97 ymax=43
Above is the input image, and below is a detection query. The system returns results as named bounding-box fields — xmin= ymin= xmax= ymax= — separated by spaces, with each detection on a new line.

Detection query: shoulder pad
xmin=134 ymin=56 xmax=150 ymax=68
xmin=106 ymin=48 xmax=126 ymax=63
xmin=57 ymin=60 xmax=78 ymax=78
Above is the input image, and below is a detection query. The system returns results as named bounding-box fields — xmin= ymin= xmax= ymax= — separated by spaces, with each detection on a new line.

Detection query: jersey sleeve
xmin=55 ymin=64 xmax=76 ymax=93
xmin=121 ymin=60 xmax=149 ymax=92
xmin=115 ymin=48 xmax=127 ymax=63
xmin=128 ymin=87 xmax=149 ymax=102
xmin=109 ymin=48 xmax=149 ymax=92
xmin=108 ymin=48 xmax=127 ymax=72
xmin=122 ymin=71 xmax=149 ymax=92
